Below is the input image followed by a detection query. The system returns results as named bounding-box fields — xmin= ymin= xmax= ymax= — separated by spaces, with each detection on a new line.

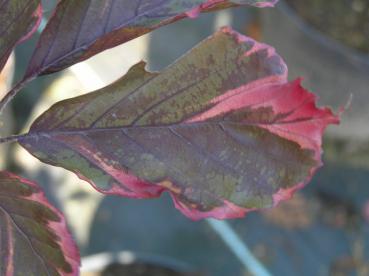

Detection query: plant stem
xmin=0 ymin=77 xmax=32 ymax=116
xmin=0 ymin=133 xmax=28 ymax=145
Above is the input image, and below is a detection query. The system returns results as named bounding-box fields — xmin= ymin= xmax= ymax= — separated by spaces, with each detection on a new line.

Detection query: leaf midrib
xmin=24 ymin=119 xmax=317 ymax=170
xmin=26 ymin=115 xmax=322 ymax=138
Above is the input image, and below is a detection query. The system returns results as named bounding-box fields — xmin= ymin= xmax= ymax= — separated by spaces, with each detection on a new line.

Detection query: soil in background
xmin=285 ymin=0 xmax=369 ymax=53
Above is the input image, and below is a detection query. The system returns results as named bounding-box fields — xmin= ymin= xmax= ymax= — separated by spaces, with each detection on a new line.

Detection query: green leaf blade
xmin=0 ymin=171 xmax=80 ymax=275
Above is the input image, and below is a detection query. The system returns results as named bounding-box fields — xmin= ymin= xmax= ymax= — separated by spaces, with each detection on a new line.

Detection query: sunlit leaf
xmin=0 ymin=0 xmax=42 ymax=73
xmin=24 ymin=0 xmax=277 ymax=77
xmin=20 ymin=28 xmax=338 ymax=220
xmin=0 ymin=171 xmax=80 ymax=275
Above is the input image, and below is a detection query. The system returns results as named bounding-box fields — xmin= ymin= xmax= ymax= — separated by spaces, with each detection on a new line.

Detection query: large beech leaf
xmin=24 ymin=0 xmax=277 ymax=77
xmin=0 ymin=0 xmax=42 ymax=73
xmin=0 ymin=171 xmax=79 ymax=275
xmin=20 ymin=28 xmax=338 ymax=220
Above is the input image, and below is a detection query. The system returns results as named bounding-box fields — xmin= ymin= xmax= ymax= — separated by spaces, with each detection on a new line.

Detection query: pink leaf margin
xmin=185 ymin=0 xmax=278 ymax=18
xmin=2 ymin=171 xmax=80 ymax=276
xmin=17 ymin=3 xmax=43 ymax=45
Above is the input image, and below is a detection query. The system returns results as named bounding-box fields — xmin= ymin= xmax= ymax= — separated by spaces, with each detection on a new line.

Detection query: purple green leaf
xmin=0 ymin=171 xmax=80 ymax=275
xmin=24 ymin=0 xmax=277 ymax=77
xmin=19 ymin=28 xmax=338 ymax=220
xmin=0 ymin=1 xmax=42 ymax=73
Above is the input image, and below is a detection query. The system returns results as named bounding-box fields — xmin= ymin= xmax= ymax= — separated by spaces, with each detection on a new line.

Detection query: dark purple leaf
xmin=24 ymin=0 xmax=277 ymax=77
xmin=20 ymin=28 xmax=338 ymax=220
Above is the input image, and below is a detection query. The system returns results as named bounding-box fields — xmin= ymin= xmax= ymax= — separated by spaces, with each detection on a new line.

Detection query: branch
xmin=0 ymin=78 xmax=32 ymax=116
xmin=0 ymin=133 xmax=28 ymax=145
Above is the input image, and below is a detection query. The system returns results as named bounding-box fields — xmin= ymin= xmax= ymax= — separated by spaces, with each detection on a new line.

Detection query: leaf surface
xmin=0 ymin=0 xmax=42 ymax=72
xmin=20 ymin=28 xmax=338 ymax=220
xmin=0 ymin=171 xmax=79 ymax=275
xmin=24 ymin=0 xmax=277 ymax=77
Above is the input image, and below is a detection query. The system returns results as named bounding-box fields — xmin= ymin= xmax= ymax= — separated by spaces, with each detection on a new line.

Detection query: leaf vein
xmin=0 ymin=206 xmax=51 ymax=276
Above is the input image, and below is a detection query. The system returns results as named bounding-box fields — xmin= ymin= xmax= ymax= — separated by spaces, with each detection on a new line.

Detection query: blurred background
xmin=1 ymin=0 xmax=369 ymax=275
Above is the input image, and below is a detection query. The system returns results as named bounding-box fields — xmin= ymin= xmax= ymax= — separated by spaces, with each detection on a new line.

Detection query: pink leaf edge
xmin=17 ymin=3 xmax=43 ymax=45
xmin=185 ymin=0 xmax=278 ymax=18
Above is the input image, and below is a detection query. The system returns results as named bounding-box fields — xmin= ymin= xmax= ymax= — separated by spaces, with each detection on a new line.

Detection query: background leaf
xmin=20 ymin=28 xmax=338 ymax=220
xmin=0 ymin=0 xmax=42 ymax=73
xmin=0 ymin=171 xmax=80 ymax=275
xmin=24 ymin=0 xmax=277 ymax=77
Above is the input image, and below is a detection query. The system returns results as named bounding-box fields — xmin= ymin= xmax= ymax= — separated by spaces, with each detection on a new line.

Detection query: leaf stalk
xmin=0 ymin=77 xmax=33 ymax=116
xmin=0 ymin=133 xmax=28 ymax=145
